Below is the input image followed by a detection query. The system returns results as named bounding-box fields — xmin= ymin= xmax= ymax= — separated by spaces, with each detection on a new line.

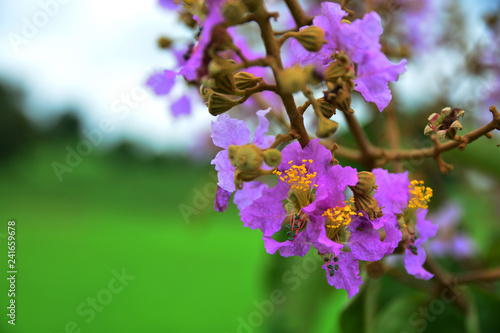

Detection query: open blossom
xmin=241 ymin=142 xmax=403 ymax=297
xmin=373 ymin=169 xmax=438 ymax=280
xmin=292 ymin=2 xmax=407 ymax=111
xmin=210 ymin=109 xmax=274 ymax=211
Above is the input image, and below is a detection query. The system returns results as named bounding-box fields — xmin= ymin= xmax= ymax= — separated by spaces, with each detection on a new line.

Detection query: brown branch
xmin=284 ymin=0 xmax=313 ymax=27
xmin=342 ymin=110 xmax=376 ymax=167
xmin=385 ymin=103 xmax=402 ymax=172
xmin=456 ymin=267 xmax=500 ymax=284
xmin=254 ymin=2 xmax=310 ymax=148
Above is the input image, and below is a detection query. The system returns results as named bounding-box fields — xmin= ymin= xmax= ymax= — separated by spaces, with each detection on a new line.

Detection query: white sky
xmin=0 ymin=0 xmax=212 ymax=153
xmin=0 ymin=0 xmax=493 ymax=153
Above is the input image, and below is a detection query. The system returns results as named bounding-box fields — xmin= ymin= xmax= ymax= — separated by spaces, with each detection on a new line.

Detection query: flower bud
xmin=289 ymin=26 xmax=326 ymax=52
xmin=424 ymin=107 xmax=465 ymax=142
xmin=316 ymin=116 xmax=339 ymax=138
xmin=234 ymin=72 xmax=260 ymax=90
xmin=278 ymin=66 xmax=307 ymax=94
xmin=323 ymin=78 xmax=354 ymax=114
xmin=263 ymin=149 xmax=282 ymax=167
xmin=233 ymin=144 xmax=264 ymax=172
xmin=157 ymin=36 xmax=173 ymax=49
xmin=350 ymin=172 xmax=382 ymax=219
xmin=207 ymin=92 xmax=242 ymax=115
xmin=317 ymin=97 xmax=336 ymax=118
xmin=223 ymin=1 xmax=247 ymax=24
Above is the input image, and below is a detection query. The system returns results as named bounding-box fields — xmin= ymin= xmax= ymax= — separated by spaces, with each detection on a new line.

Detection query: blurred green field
xmin=0 ymin=141 xmax=348 ymax=333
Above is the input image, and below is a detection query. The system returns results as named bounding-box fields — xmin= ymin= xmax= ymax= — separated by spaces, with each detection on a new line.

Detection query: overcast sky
xmin=0 ymin=0 xmax=494 ymax=153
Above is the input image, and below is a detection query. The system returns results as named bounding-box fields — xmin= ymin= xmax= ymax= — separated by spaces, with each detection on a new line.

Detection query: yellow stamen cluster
xmin=323 ymin=201 xmax=361 ymax=229
xmin=272 ymin=160 xmax=318 ymax=192
xmin=408 ymin=180 xmax=433 ymax=209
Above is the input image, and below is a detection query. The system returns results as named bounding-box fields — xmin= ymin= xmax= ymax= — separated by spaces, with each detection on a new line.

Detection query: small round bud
xmin=223 ymin=1 xmax=247 ymax=24
xmin=157 ymin=36 xmax=173 ymax=49
xmin=278 ymin=66 xmax=307 ymax=94
xmin=316 ymin=116 xmax=339 ymax=138
xmin=234 ymin=144 xmax=264 ymax=172
xmin=263 ymin=149 xmax=282 ymax=167
xmin=290 ymin=26 xmax=326 ymax=52
xmin=207 ymin=92 xmax=242 ymax=115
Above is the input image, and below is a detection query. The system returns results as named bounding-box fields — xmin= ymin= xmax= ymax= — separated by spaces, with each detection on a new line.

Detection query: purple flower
xmin=214 ymin=186 xmax=231 ymax=212
xmin=210 ymin=109 xmax=274 ymax=210
xmin=322 ymin=251 xmax=363 ymax=298
xmin=146 ymin=70 xmax=176 ymax=96
xmin=179 ymin=1 xmax=225 ymax=81
xmin=291 ymin=2 xmax=406 ymax=111
xmin=210 ymin=108 xmax=273 ymax=193
xmin=241 ymin=139 xmax=334 ymax=238
xmin=404 ymin=209 xmax=438 ymax=280
xmin=372 ymin=168 xmax=438 ymax=280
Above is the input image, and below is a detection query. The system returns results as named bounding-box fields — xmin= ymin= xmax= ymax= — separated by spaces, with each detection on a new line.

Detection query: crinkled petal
xmin=252 ymin=108 xmax=273 ymax=148
xmin=416 ymin=209 xmax=438 ymax=242
xmin=179 ymin=5 xmax=223 ymax=81
xmin=146 ymin=70 xmax=176 ymax=96
xmin=211 ymin=150 xmax=236 ymax=192
xmin=372 ymin=168 xmax=410 ymax=215
xmin=263 ymin=231 xmax=312 ymax=257
xmin=171 ymin=95 xmax=191 ymax=117
xmin=355 ymin=55 xmax=407 ymax=111
xmin=233 ymin=181 xmax=267 ymax=212
xmin=381 ymin=213 xmax=403 ymax=255
xmin=241 ymin=187 xmax=287 ymax=237
xmin=349 ymin=217 xmax=388 ymax=262
xmin=211 ymin=114 xmax=251 ymax=149
xmin=404 ymin=247 xmax=433 ymax=280
xmin=323 ymin=251 xmax=363 ymax=298
xmin=279 ymin=139 xmax=333 ymax=181
xmin=214 ymin=186 xmax=231 ymax=212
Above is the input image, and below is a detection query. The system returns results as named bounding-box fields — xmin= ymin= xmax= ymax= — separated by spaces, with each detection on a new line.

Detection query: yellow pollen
xmin=279 ymin=160 xmax=317 ymax=192
xmin=323 ymin=205 xmax=357 ymax=229
xmin=408 ymin=180 xmax=433 ymax=209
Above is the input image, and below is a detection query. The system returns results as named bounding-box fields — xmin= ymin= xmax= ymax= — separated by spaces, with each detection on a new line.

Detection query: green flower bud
xmin=234 ymin=72 xmax=261 ymax=90
xmin=227 ymin=145 xmax=239 ymax=166
xmin=234 ymin=144 xmax=264 ymax=172
xmin=278 ymin=66 xmax=307 ymax=94
xmin=317 ymin=98 xmax=336 ymax=119
xmin=316 ymin=116 xmax=339 ymax=138
xmin=223 ymin=1 xmax=247 ymax=24
xmin=207 ymin=92 xmax=242 ymax=115
xmin=289 ymin=26 xmax=326 ymax=52
xmin=263 ymin=149 xmax=282 ymax=167
xmin=352 ymin=171 xmax=376 ymax=196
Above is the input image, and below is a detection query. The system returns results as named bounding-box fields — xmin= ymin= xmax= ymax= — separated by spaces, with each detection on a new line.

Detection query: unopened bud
xmin=289 ymin=26 xmax=326 ymax=52
xmin=350 ymin=172 xmax=382 ymax=219
xmin=424 ymin=107 xmax=465 ymax=141
xmin=316 ymin=116 xmax=339 ymax=138
xmin=223 ymin=1 xmax=247 ymax=24
xmin=234 ymin=72 xmax=260 ymax=90
xmin=278 ymin=66 xmax=307 ymax=94
xmin=323 ymin=78 xmax=354 ymax=114
xmin=233 ymin=144 xmax=264 ymax=172
xmin=207 ymin=92 xmax=242 ymax=115
xmin=263 ymin=149 xmax=282 ymax=167
xmin=157 ymin=36 xmax=173 ymax=49
xmin=317 ymin=97 xmax=336 ymax=118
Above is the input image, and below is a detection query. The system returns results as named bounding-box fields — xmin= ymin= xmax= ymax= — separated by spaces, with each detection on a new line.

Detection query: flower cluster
xmin=145 ymin=0 xmax=500 ymax=300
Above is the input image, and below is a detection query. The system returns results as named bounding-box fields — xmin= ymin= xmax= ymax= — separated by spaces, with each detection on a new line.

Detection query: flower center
xmin=275 ymin=159 xmax=318 ymax=191
xmin=408 ymin=180 xmax=433 ymax=209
